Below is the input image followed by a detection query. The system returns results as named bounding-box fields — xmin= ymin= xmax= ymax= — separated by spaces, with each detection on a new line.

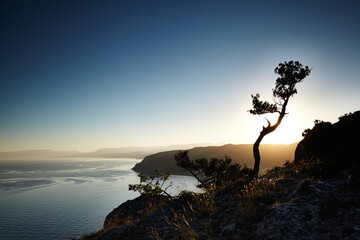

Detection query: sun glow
xmin=260 ymin=115 xmax=303 ymax=144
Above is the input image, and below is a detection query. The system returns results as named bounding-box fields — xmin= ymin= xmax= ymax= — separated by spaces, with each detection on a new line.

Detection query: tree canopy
xmin=249 ymin=61 xmax=311 ymax=116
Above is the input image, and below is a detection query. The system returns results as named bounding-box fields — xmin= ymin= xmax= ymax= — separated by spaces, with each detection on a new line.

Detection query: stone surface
xmin=96 ymin=177 xmax=360 ymax=240
xmin=256 ymin=179 xmax=360 ymax=240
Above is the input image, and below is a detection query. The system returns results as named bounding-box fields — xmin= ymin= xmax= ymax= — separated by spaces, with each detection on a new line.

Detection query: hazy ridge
xmin=0 ymin=143 xmax=297 ymax=176
xmin=0 ymin=143 xmax=217 ymax=160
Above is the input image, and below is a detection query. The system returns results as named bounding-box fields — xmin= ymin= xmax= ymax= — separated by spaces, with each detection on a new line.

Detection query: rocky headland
xmin=79 ymin=111 xmax=360 ymax=240
xmin=82 ymin=172 xmax=360 ymax=240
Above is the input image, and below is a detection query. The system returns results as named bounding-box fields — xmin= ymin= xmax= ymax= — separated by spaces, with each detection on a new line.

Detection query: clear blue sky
xmin=1 ymin=0 xmax=359 ymax=151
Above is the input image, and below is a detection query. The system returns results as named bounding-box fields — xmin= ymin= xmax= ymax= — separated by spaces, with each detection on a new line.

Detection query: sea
xmin=0 ymin=158 xmax=198 ymax=240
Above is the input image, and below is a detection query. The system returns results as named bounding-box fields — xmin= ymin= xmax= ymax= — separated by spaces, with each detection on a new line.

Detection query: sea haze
xmin=0 ymin=158 xmax=198 ymax=240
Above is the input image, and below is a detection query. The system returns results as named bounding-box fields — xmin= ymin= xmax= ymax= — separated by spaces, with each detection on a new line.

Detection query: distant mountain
xmin=69 ymin=144 xmax=216 ymax=159
xmin=67 ymin=147 xmax=158 ymax=159
xmin=0 ymin=143 xmax=217 ymax=160
xmin=0 ymin=150 xmax=81 ymax=160
xmin=132 ymin=143 xmax=298 ymax=175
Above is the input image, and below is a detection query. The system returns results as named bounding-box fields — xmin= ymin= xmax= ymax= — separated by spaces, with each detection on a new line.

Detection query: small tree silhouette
xmin=175 ymin=151 xmax=252 ymax=189
xmin=249 ymin=61 xmax=311 ymax=177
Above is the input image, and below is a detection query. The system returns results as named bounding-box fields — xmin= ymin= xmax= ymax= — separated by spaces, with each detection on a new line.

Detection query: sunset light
xmin=1 ymin=2 xmax=359 ymax=152
xmin=261 ymin=115 xmax=303 ymax=144
xmin=1 ymin=1 xmax=360 ymax=239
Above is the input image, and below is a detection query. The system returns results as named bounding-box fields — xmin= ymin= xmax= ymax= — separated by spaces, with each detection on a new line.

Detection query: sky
xmin=1 ymin=0 xmax=360 ymax=152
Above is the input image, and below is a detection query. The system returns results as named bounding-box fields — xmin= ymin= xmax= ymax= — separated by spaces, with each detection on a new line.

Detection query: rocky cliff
xmin=83 ymin=169 xmax=360 ymax=240
xmin=295 ymin=111 xmax=360 ymax=177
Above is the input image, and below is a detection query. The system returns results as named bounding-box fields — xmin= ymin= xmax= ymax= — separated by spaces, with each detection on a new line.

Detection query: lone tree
xmin=249 ymin=61 xmax=311 ymax=177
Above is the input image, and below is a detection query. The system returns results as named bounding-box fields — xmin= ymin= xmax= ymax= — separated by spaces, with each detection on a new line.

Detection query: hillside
xmin=132 ymin=143 xmax=298 ymax=175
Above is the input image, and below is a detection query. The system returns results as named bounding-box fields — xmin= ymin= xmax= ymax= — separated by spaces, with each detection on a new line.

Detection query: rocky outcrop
xmin=94 ymin=175 xmax=360 ymax=240
xmin=256 ymin=179 xmax=360 ymax=240
xmin=295 ymin=111 xmax=360 ymax=163
xmin=103 ymin=195 xmax=169 ymax=230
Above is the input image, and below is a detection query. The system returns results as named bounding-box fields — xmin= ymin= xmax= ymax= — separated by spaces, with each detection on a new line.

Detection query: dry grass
xmin=237 ymin=180 xmax=274 ymax=221
xmin=190 ymin=190 xmax=216 ymax=218
xmin=150 ymin=227 xmax=162 ymax=240
xmin=165 ymin=207 xmax=199 ymax=240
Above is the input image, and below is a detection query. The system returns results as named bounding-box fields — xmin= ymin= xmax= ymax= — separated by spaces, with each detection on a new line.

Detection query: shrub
xmin=129 ymin=169 xmax=172 ymax=197
xmin=175 ymin=151 xmax=252 ymax=189
xmin=297 ymin=158 xmax=340 ymax=179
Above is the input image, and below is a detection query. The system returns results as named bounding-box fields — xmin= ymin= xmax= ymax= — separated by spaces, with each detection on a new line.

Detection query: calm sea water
xmin=0 ymin=158 xmax=198 ymax=240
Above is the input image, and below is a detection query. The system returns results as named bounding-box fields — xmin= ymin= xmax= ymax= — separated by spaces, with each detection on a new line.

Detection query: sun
xmin=261 ymin=115 xmax=303 ymax=144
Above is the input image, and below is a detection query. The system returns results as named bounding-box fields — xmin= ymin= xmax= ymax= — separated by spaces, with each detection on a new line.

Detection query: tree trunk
xmin=253 ymin=133 xmax=265 ymax=178
xmin=252 ymin=107 xmax=287 ymax=178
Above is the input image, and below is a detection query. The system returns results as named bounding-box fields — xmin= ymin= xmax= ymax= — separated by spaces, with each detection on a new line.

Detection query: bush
xmin=129 ymin=169 xmax=172 ymax=197
xmin=175 ymin=151 xmax=252 ymax=189
xmin=297 ymin=158 xmax=341 ymax=179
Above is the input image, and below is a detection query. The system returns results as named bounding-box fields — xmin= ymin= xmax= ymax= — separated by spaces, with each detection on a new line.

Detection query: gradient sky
xmin=1 ymin=0 xmax=359 ymax=152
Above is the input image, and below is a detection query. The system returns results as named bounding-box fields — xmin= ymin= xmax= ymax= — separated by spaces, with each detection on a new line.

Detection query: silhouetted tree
xmin=249 ymin=61 xmax=311 ymax=177
xmin=129 ymin=169 xmax=172 ymax=197
xmin=175 ymin=151 xmax=252 ymax=189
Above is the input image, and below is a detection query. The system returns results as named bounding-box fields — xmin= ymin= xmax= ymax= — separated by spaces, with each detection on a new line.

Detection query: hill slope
xmin=132 ymin=143 xmax=297 ymax=175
